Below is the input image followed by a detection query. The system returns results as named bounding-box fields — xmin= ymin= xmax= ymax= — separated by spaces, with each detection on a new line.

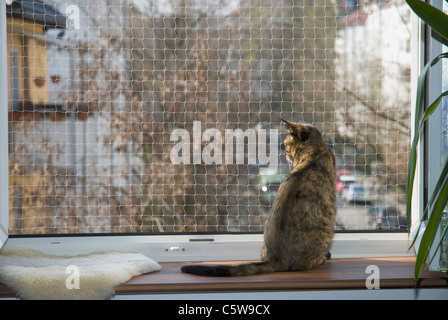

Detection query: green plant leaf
xmin=405 ymin=53 xmax=448 ymax=280
xmin=406 ymin=54 xmax=448 ymax=227
xmin=406 ymin=0 xmax=448 ymax=40
xmin=423 ymin=153 xmax=448 ymax=219
xmin=407 ymin=139 xmax=447 ymax=251
xmin=421 ymin=155 xmax=448 ymax=265
xmin=414 ymin=175 xmax=448 ymax=281
xmin=405 ymin=0 xmax=448 ymax=281
xmin=409 ymin=220 xmax=423 ymax=250
xmin=406 ymin=131 xmax=420 ymax=225
xmin=428 ymin=222 xmax=448 ymax=267
xmin=422 ymin=91 xmax=448 ymax=122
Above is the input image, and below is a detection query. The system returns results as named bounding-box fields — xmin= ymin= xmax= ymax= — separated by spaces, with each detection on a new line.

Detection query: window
xmin=1 ymin=0 xmax=416 ymax=259
xmin=414 ymin=0 xmax=448 ymax=273
xmin=9 ymin=50 xmax=19 ymax=110
xmin=1 ymin=3 xmax=8 ymax=248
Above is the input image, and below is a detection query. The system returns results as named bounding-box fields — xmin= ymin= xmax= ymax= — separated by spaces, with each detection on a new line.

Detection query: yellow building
xmin=7 ymin=0 xmax=66 ymax=233
xmin=6 ymin=0 xmax=66 ymax=117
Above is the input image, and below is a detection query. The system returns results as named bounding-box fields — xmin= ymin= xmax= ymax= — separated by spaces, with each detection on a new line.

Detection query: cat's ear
xmin=281 ymin=119 xmax=296 ymax=134
xmin=282 ymin=119 xmax=301 ymax=138
xmin=282 ymin=119 xmax=311 ymax=140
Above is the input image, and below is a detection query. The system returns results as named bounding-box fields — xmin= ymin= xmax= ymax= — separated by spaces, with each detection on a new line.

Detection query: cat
xmin=181 ymin=119 xmax=336 ymax=276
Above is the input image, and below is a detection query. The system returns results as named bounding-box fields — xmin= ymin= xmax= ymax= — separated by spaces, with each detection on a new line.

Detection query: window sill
xmin=114 ymin=256 xmax=446 ymax=295
xmin=0 ymin=256 xmax=446 ymax=298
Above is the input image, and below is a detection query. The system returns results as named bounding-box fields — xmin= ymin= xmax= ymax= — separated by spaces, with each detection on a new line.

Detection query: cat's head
xmin=281 ymin=119 xmax=325 ymax=163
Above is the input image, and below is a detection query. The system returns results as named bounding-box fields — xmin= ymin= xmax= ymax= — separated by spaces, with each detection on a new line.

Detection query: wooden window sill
xmin=0 ymin=257 xmax=446 ymax=297
xmin=115 ymin=257 xmax=447 ymax=294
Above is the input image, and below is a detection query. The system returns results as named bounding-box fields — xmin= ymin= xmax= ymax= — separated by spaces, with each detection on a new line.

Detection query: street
xmin=335 ymin=201 xmax=372 ymax=230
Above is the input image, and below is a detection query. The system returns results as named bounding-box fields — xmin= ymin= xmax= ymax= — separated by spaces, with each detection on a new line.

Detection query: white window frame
xmin=0 ymin=0 xmax=416 ymax=261
xmin=3 ymin=233 xmax=412 ymax=262
xmin=409 ymin=0 xmax=426 ymax=253
xmin=0 ymin=1 xmax=9 ymax=249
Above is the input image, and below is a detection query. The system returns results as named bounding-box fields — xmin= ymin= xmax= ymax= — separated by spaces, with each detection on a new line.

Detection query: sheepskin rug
xmin=0 ymin=247 xmax=161 ymax=300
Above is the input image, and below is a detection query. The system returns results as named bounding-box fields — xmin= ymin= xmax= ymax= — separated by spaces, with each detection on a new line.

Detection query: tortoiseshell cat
xmin=181 ymin=120 xmax=336 ymax=276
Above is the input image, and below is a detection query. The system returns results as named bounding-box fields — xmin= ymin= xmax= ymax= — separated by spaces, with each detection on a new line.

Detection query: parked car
xmin=367 ymin=206 xmax=408 ymax=230
xmin=342 ymin=183 xmax=373 ymax=204
xmin=259 ymin=170 xmax=286 ymax=203
xmin=336 ymin=170 xmax=355 ymax=194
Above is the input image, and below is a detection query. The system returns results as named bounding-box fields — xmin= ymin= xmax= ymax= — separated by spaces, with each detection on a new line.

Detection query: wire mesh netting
xmin=7 ymin=0 xmax=411 ymax=234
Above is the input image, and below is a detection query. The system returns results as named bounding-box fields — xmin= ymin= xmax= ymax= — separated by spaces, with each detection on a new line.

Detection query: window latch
xmin=166 ymin=246 xmax=185 ymax=252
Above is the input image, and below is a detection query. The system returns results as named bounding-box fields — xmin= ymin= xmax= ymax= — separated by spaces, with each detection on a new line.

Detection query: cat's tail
xmin=180 ymin=259 xmax=282 ymax=277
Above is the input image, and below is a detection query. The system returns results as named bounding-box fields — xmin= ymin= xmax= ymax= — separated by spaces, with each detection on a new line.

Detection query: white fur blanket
xmin=0 ymin=247 xmax=161 ymax=300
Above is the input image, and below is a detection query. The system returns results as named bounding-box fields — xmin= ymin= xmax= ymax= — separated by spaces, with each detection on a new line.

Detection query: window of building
xmin=0 ymin=0 xmax=425 ymax=261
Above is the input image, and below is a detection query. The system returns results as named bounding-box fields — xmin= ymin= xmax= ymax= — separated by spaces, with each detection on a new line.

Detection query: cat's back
xmin=264 ymin=122 xmax=336 ymax=259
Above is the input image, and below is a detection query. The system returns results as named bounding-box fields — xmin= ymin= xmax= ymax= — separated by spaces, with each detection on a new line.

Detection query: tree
xmin=128 ymin=0 xmax=339 ymax=231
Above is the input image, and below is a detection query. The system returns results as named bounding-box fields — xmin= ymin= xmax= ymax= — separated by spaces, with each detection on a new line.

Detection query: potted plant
xmin=405 ymin=0 xmax=448 ymax=281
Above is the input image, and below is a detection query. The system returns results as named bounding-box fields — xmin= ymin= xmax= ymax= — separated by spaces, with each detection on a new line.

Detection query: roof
xmin=338 ymin=10 xmax=369 ymax=27
xmin=338 ymin=1 xmax=392 ymax=27
xmin=6 ymin=0 xmax=66 ymax=28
